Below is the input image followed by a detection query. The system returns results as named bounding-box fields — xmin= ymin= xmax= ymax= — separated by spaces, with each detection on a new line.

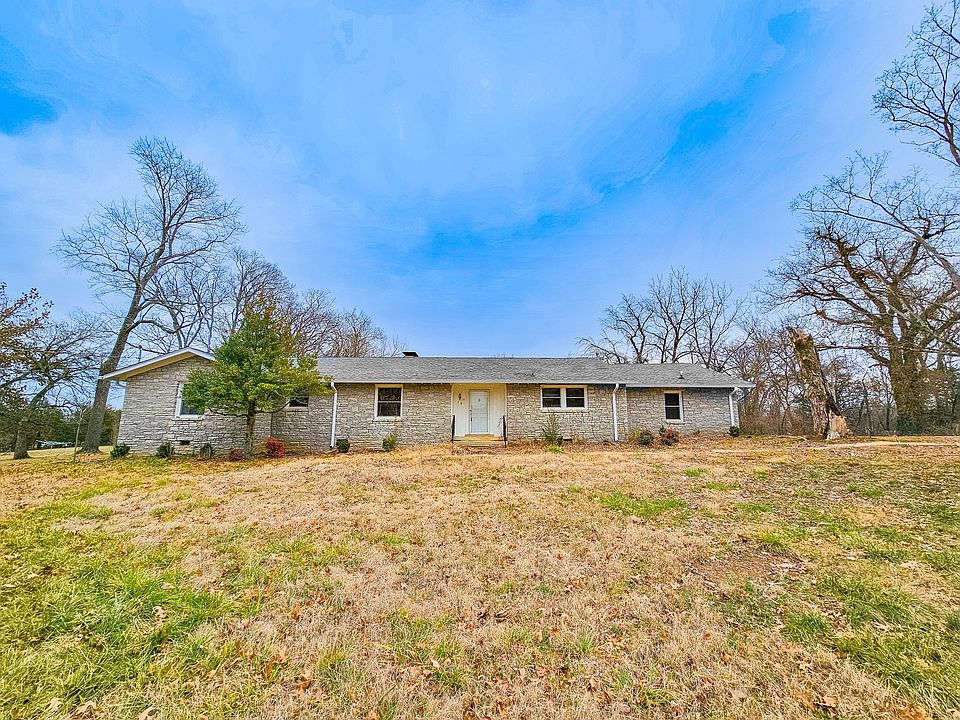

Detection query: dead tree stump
xmin=788 ymin=327 xmax=851 ymax=440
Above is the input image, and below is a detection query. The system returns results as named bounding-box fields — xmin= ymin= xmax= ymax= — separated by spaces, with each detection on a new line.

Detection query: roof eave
xmin=100 ymin=348 xmax=213 ymax=381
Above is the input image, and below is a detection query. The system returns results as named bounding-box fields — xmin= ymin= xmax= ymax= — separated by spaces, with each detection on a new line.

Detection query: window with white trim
xmin=664 ymin=391 xmax=683 ymax=421
xmin=176 ymin=383 xmax=202 ymax=419
xmin=540 ymin=386 xmax=587 ymax=410
xmin=375 ymin=385 xmax=402 ymax=418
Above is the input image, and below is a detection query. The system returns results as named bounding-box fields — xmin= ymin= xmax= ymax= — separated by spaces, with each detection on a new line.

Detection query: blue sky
xmin=0 ymin=0 xmax=930 ymax=356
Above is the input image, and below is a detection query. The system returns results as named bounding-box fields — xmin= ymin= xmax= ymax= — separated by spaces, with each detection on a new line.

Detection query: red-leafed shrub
xmin=659 ymin=426 xmax=681 ymax=446
xmin=228 ymin=448 xmax=246 ymax=461
xmin=264 ymin=437 xmax=286 ymax=458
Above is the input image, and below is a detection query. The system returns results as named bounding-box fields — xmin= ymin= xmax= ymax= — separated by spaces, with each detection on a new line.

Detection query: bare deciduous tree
xmin=726 ymin=318 xmax=804 ymax=434
xmin=220 ymin=248 xmax=295 ymax=338
xmin=57 ymin=137 xmax=244 ymax=451
xmin=875 ymin=0 xmax=960 ymax=294
xmin=772 ymin=153 xmax=960 ymax=428
xmin=876 ymin=0 xmax=960 ymax=170
xmin=581 ymin=267 xmax=746 ymax=371
xmin=330 ymin=308 xmax=402 ymax=357
xmin=1 ymin=315 xmax=103 ymax=459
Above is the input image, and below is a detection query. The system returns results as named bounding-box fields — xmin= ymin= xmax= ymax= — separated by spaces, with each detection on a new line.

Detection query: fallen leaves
xmin=898 ymin=704 xmax=931 ymax=720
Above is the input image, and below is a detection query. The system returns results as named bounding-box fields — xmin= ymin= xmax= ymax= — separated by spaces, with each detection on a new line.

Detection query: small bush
xmin=541 ymin=412 xmax=563 ymax=446
xmin=228 ymin=448 xmax=245 ymax=461
xmin=629 ymin=428 xmax=654 ymax=446
xmin=264 ymin=437 xmax=286 ymax=458
xmin=729 ymin=425 xmax=741 ymax=437
xmin=659 ymin=426 xmax=680 ymax=446
xmin=335 ymin=438 xmax=350 ymax=453
xmin=109 ymin=443 xmax=130 ymax=459
xmin=155 ymin=442 xmax=173 ymax=459
xmin=382 ymin=433 xmax=399 ymax=451
xmin=198 ymin=442 xmax=214 ymax=459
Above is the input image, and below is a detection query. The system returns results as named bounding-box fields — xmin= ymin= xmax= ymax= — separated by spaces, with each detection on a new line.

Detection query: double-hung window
xmin=540 ymin=386 xmax=587 ymax=410
xmin=375 ymin=385 xmax=402 ymax=418
xmin=175 ymin=383 xmax=202 ymax=419
xmin=664 ymin=391 xmax=683 ymax=421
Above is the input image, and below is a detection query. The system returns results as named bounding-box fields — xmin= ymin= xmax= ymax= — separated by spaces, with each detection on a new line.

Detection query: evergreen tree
xmin=182 ymin=301 xmax=329 ymax=454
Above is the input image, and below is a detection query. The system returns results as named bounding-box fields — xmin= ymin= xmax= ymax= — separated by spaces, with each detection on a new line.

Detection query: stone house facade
xmin=105 ymin=350 xmax=752 ymax=453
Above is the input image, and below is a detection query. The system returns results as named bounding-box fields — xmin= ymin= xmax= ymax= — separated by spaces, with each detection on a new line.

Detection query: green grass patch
xmin=215 ymin=529 xmax=352 ymax=603
xmin=387 ymin=611 xmax=466 ymax=692
xmin=370 ymin=532 xmax=412 ymax=547
xmin=802 ymin=574 xmax=960 ymax=711
xmin=847 ymin=482 xmax=884 ymax=499
xmin=683 ymin=468 xmax=706 ymax=478
xmin=0 ymin=501 xmax=243 ymax=718
xmin=701 ymin=480 xmax=738 ymax=491
xmin=783 ymin=610 xmax=831 ymax=644
xmin=597 ymin=492 xmax=688 ymax=521
xmin=914 ymin=502 xmax=960 ymax=528
xmin=733 ymin=501 xmax=772 ymax=519
xmin=753 ymin=531 xmax=791 ymax=554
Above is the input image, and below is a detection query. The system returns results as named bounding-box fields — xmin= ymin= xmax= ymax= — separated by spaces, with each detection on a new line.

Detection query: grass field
xmin=1 ymin=436 xmax=958 ymax=719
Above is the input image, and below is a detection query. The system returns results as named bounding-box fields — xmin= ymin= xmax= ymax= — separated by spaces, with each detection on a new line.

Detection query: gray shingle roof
xmin=313 ymin=356 xmax=752 ymax=388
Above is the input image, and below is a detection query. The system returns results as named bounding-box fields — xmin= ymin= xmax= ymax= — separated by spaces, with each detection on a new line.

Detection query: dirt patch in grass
xmin=1 ymin=437 xmax=958 ymax=718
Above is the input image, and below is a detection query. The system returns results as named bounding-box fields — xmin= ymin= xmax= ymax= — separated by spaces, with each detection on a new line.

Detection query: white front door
xmin=469 ymin=390 xmax=489 ymax=433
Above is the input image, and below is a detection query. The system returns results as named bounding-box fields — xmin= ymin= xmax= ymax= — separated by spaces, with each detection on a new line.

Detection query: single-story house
xmin=103 ymin=349 xmax=753 ymax=453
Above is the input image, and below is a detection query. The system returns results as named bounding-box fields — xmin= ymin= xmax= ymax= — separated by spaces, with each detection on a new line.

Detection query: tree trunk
xmin=82 ymin=375 xmax=111 ymax=452
xmin=887 ymin=343 xmax=927 ymax=432
xmin=12 ymin=418 xmax=30 ymax=460
xmin=244 ymin=406 xmax=257 ymax=456
xmin=82 ymin=300 xmax=141 ymax=452
xmin=788 ymin=327 xmax=851 ymax=440
xmin=862 ymin=381 xmax=873 ymax=436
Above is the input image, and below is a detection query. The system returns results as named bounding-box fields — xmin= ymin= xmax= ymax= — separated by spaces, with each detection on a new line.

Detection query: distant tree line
xmin=583 ymin=0 xmax=960 ymax=436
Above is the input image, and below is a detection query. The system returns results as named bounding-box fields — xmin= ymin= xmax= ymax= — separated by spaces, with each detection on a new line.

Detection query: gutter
xmin=728 ymin=389 xmax=737 ymax=427
xmin=612 ymin=383 xmax=620 ymax=442
xmin=329 ymin=381 xmax=339 ymax=449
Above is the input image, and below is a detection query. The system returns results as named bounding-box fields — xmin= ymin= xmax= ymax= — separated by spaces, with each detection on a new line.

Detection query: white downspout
xmin=612 ymin=383 xmax=620 ymax=442
xmin=728 ymin=389 xmax=736 ymax=427
xmin=329 ymin=381 xmax=339 ymax=449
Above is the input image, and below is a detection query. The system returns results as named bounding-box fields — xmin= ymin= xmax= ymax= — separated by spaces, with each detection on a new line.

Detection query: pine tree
xmin=182 ymin=301 xmax=329 ymax=454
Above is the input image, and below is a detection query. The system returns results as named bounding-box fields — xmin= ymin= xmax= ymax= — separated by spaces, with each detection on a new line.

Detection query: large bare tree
xmin=771 ymin=154 xmax=960 ymax=428
xmin=57 ymin=137 xmax=244 ymax=452
xmin=581 ymin=267 xmax=746 ymax=371
xmin=876 ymin=0 xmax=960 ymax=170
xmin=875 ymin=0 xmax=960 ymax=297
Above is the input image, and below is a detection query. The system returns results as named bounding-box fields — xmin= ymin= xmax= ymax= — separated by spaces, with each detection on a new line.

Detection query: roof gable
xmin=100 ymin=348 xmax=213 ymax=381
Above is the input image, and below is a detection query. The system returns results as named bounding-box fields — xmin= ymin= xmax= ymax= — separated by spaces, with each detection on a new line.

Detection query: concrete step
xmin=454 ymin=435 xmax=506 ymax=447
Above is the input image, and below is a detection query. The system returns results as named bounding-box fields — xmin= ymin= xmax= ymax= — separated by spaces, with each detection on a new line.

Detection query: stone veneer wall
xmin=504 ymin=384 xmax=626 ymax=442
xmin=623 ymin=387 xmax=737 ymax=434
xmin=119 ymin=357 xmax=740 ymax=453
xmin=117 ymin=356 xmax=270 ymax=454
xmin=330 ymin=383 xmax=452 ymax=448
xmin=269 ymin=391 xmax=335 ymax=452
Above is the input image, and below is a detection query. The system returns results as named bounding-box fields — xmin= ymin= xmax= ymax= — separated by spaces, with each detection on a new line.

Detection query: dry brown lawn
xmin=1 ymin=436 xmax=959 ymax=719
